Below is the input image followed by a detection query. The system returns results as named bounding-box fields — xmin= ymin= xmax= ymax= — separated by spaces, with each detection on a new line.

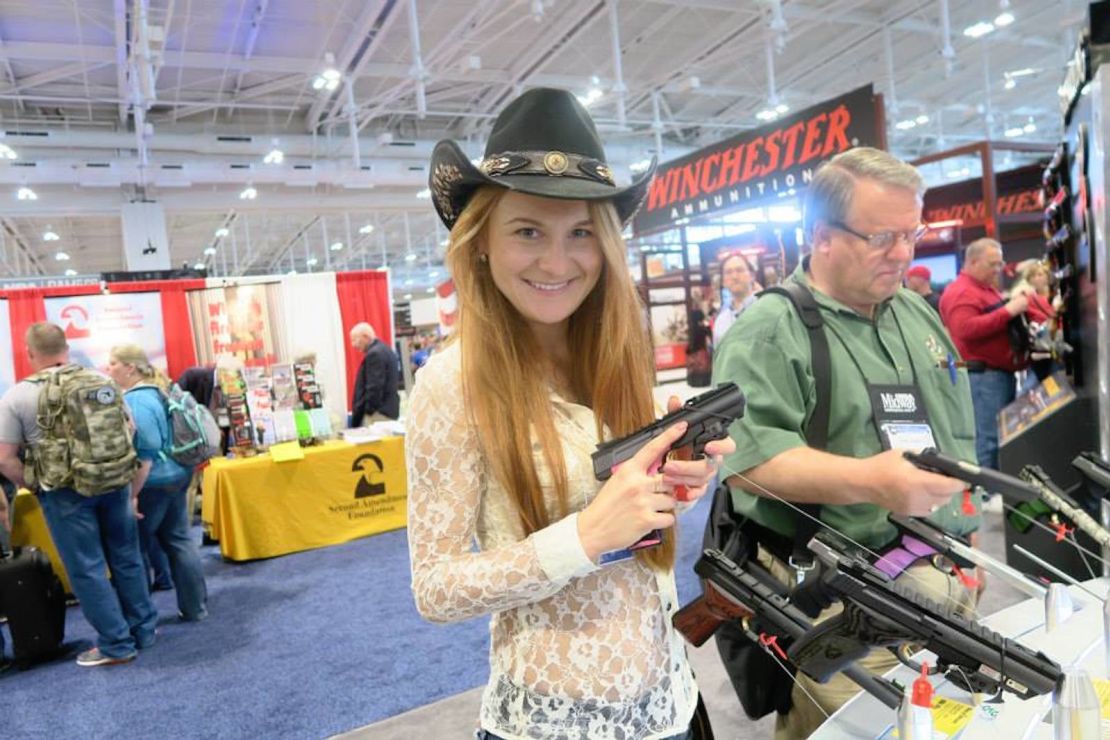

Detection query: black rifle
xmin=1073 ymin=452 xmax=1110 ymax=493
xmin=591 ymin=383 xmax=745 ymax=550
xmin=676 ymin=549 xmax=903 ymax=710
xmin=790 ymin=535 xmax=1062 ymax=700
xmin=903 ymin=448 xmax=1040 ymax=503
xmin=889 ymin=515 xmax=1047 ymax=600
xmin=1020 ymin=465 xmax=1110 ymax=550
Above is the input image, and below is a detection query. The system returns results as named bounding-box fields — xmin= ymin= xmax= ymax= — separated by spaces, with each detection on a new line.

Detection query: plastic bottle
xmin=1052 ymin=668 xmax=1100 ymax=739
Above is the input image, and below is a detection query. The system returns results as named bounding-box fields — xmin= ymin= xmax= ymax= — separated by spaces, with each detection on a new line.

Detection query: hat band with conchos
xmin=480 ymin=150 xmax=615 ymax=186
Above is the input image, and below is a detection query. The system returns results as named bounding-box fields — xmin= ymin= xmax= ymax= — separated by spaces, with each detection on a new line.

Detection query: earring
xmin=478 ymin=254 xmax=488 ymax=263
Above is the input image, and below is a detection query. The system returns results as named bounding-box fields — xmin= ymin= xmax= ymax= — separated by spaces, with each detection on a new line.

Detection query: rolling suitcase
xmin=0 ymin=528 xmax=66 ymax=667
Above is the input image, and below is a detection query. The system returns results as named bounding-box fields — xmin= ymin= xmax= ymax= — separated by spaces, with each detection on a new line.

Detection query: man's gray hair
xmin=349 ymin=322 xmax=375 ymax=339
xmin=803 ymin=147 xmax=926 ymax=238
xmin=964 ymin=237 xmax=1002 ymax=263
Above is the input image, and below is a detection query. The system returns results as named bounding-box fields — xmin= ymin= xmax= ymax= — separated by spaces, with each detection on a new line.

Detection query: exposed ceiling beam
xmin=163 ymin=74 xmax=305 ymax=122
xmin=114 ymin=0 xmax=129 ymax=123
xmin=228 ymin=0 xmax=272 ymax=116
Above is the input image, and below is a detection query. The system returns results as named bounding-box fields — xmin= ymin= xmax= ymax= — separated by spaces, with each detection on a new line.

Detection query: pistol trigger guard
xmin=895 ymin=644 xmax=941 ymax=675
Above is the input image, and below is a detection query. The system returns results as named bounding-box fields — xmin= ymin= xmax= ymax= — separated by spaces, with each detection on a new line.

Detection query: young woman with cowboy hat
xmin=406 ymin=88 xmax=733 ymax=740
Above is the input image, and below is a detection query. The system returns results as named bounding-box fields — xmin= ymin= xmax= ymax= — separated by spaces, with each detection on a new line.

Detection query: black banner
xmin=921 ymin=163 xmax=1044 ymax=227
xmin=632 ymin=85 xmax=881 ymax=234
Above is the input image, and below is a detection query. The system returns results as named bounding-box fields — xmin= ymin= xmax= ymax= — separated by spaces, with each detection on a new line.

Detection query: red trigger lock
xmin=952 ymin=564 xmax=980 ymax=591
xmin=758 ymin=633 xmax=788 ymax=661
xmin=961 ymin=489 xmax=976 ymax=516
xmin=1054 ymin=521 xmax=1074 ymax=543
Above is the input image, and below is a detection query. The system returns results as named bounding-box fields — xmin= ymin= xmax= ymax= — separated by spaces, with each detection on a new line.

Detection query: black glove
xmin=790 ymin=575 xmax=838 ymax=619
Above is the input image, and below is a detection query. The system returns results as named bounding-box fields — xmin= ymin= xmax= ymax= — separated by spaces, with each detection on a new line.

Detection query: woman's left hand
xmin=656 ymin=394 xmax=736 ymax=504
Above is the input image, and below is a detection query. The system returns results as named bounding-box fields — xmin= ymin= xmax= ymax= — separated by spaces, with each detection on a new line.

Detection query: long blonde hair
xmin=109 ymin=344 xmax=173 ymax=391
xmin=445 ymin=187 xmax=672 ymax=570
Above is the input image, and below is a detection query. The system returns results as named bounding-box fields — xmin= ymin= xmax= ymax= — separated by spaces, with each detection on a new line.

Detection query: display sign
xmin=44 ymin=292 xmax=166 ymax=372
xmin=633 ymin=85 xmax=881 ymax=234
xmin=0 ymin=300 xmax=14 ymax=395
xmin=922 ymin=163 xmax=1044 ymax=227
xmin=190 ymin=284 xmax=284 ymax=368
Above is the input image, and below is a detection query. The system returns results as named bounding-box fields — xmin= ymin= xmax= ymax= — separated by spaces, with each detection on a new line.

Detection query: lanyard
xmin=819 ymin=303 xmax=920 ymax=389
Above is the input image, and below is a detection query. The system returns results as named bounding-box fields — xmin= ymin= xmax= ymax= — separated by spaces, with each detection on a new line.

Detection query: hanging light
xmin=306 ymin=257 xmax=319 ymax=267
xmin=0 ymin=143 xmax=17 ymax=159
xmin=193 ymin=262 xmax=206 ymax=270
xmin=203 ymin=247 xmax=217 ymax=256
xmin=54 ymin=251 xmax=70 ymax=261
xmin=263 ymin=147 xmax=284 ymax=165
xmin=43 ymin=230 xmax=60 ymax=241
xmin=16 ymin=186 xmax=37 ymax=201
xmin=358 ymin=224 xmax=375 ymax=235
xmin=239 ymin=186 xmax=258 ymax=200
xmin=63 ymin=268 xmax=77 ymax=276
xmin=329 ymin=241 xmax=344 ymax=251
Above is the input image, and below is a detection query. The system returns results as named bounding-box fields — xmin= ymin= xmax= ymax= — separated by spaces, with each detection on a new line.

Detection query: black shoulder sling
xmin=702 ymin=281 xmax=832 ymax=719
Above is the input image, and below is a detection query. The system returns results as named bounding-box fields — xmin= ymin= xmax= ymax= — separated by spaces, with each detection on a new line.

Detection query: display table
xmin=200 ymin=437 xmax=407 ymax=561
xmin=811 ymin=579 xmax=1110 ymax=739
xmin=10 ymin=489 xmax=73 ymax=595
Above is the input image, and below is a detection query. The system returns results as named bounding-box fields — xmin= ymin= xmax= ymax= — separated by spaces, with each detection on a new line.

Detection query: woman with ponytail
xmin=407 ymin=89 xmax=733 ymax=740
xmin=108 ymin=344 xmax=208 ymax=623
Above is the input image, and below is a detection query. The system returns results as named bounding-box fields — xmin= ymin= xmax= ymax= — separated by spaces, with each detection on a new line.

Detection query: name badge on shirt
xmin=867 ymin=383 xmax=937 ymax=451
xmin=599 ymin=548 xmax=634 ymax=566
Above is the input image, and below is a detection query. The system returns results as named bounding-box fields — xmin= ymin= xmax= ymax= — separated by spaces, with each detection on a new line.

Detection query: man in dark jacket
xmin=349 ymin=322 xmax=400 ymax=426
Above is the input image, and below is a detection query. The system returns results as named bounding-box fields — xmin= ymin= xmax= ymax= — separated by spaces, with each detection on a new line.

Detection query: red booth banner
xmin=336 ymin=270 xmax=392 ymax=412
xmin=632 ymin=84 xmax=883 ymax=235
xmin=2 ymin=284 xmax=102 ymax=380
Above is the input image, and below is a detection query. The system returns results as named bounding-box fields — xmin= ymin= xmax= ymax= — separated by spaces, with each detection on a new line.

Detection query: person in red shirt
xmin=939 ymin=238 xmax=1030 ymax=469
xmin=904 ymin=264 xmax=941 ymax=313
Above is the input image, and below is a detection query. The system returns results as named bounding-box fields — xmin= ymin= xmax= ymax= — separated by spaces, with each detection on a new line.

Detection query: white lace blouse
xmin=406 ymin=343 xmax=697 ymax=740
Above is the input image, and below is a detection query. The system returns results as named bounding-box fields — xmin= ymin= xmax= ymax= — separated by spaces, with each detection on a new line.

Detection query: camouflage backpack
xmin=26 ymin=364 xmax=138 ymax=496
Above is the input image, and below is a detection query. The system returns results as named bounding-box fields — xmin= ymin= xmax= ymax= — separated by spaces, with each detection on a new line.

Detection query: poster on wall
xmin=44 ymin=292 xmax=166 ymax=372
xmin=188 ymin=284 xmax=287 ymax=368
xmin=0 ymin=300 xmax=14 ymax=395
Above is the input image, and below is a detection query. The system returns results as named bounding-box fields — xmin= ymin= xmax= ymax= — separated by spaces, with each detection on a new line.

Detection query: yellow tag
xmin=1042 ymin=375 xmax=1060 ymax=395
xmin=269 ymin=441 xmax=305 ymax=463
xmin=1091 ymin=678 xmax=1110 ymax=717
xmin=932 ymin=696 xmax=975 ymax=735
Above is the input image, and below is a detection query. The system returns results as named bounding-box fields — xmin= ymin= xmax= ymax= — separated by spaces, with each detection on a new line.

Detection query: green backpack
xmin=26 ymin=364 xmax=138 ymax=496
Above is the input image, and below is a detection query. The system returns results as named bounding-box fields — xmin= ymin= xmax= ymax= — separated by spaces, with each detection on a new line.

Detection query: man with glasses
xmin=939 ymin=238 xmax=1029 ymax=471
xmin=712 ymin=147 xmax=979 ymax=739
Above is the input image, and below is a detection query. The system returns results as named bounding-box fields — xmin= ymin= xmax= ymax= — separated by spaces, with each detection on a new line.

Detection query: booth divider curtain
xmin=335 ymin=271 xmax=392 ymax=417
xmin=0 ymin=285 xmax=102 ymax=380
xmin=106 ymin=279 xmax=205 ymax=380
xmin=279 ymin=272 xmax=347 ymax=427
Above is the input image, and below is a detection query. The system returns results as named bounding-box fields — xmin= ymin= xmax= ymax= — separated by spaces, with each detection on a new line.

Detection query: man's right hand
xmin=1004 ymin=292 xmax=1030 ymax=316
xmin=866 ymin=448 xmax=966 ymax=517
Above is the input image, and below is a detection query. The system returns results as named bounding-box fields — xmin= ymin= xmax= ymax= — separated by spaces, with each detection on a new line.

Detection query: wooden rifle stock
xmin=672 ymin=580 xmax=753 ymax=647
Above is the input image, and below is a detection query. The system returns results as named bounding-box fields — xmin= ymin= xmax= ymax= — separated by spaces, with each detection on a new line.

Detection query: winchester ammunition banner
xmin=922 ymin=163 xmax=1043 ymax=227
xmin=633 ymin=85 xmax=881 ymax=234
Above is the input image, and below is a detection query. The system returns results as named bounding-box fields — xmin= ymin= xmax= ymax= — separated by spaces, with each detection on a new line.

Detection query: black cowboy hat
xmin=428 ymin=87 xmax=656 ymax=229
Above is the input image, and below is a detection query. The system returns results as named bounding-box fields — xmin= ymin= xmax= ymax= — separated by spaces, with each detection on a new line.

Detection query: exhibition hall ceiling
xmin=0 ymin=0 xmax=1087 ymax=293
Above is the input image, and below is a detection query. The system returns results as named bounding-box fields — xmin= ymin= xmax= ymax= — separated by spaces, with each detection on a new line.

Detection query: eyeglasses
xmin=829 ymin=220 xmax=929 ymax=251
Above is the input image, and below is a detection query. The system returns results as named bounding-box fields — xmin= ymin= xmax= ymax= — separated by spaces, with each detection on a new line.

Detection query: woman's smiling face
xmin=485 ymin=190 xmax=603 ymax=337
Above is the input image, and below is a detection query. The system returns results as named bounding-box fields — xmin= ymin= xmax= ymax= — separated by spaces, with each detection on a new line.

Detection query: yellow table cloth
xmin=11 ymin=489 xmax=74 ymax=595
xmin=201 ymin=437 xmax=407 ymax=561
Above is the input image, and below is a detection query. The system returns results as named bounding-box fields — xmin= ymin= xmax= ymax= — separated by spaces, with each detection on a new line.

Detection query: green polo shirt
xmin=712 ymin=264 xmax=979 ymax=549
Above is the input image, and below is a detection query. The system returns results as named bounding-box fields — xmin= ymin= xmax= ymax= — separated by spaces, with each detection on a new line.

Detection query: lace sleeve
xmin=406 ymin=350 xmax=597 ymax=624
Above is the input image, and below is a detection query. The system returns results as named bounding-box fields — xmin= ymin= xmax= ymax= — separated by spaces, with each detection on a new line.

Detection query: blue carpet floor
xmin=4 ymin=497 xmax=711 ymax=739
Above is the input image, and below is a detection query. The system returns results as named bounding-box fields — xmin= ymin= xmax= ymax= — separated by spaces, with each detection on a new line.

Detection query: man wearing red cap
xmin=904 ymin=264 xmax=941 ymax=313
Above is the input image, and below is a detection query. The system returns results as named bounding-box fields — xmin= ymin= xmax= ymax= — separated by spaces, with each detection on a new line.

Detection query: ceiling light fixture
xmin=404 ymin=252 xmax=417 ymax=263
xmin=54 ymin=251 xmax=70 ymax=261
xmin=576 ymin=87 xmax=604 ymax=107
xmin=915 ymin=114 xmax=929 ymax=125
xmin=193 ymin=262 xmax=206 ymax=270
xmin=358 ymin=224 xmax=375 ymax=235
xmin=43 ymin=230 xmax=60 ymax=241
xmin=403 ymin=292 xmax=413 ymax=300
xmin=239 ymin=186 xmax=258 ymax=200
xmin=306 ymin=257 xmax=319 ymax=266
xmin=1004 ymin=126 xmax=1024 ymax=137
xmin=203 ymin=247 xmax=217 ymax=256
xmin=994 ymin=11 xmax=1015 ymax=27
xmin=416 ymin=188 xmax=431 ymax=199
xmin=963 ymin=21 xmax=995 ymax=38
xmin=894 ymin=119 xmax=918 ymax=130
xmin=16 ymin=186 xmax=37 ymax=201
xmin=263 ymin=147 xmax=284 ymax=165
xmin=215 ymin=227 xmax=229 ymax=237
xmin=329 ymin=241 xmax=344 ymax=251
xmin=1004 ymin=78 xmax=1016 ymax=90
xmin=312 ymin=53 xmax=342 ymax=91
xmin=1023 ymin=119 xmax=1037 ymax=134
xmin=0 ymin=143 xmax=17 ymax=160
xmin=64 ymin=269 xmax=77 ymax=277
